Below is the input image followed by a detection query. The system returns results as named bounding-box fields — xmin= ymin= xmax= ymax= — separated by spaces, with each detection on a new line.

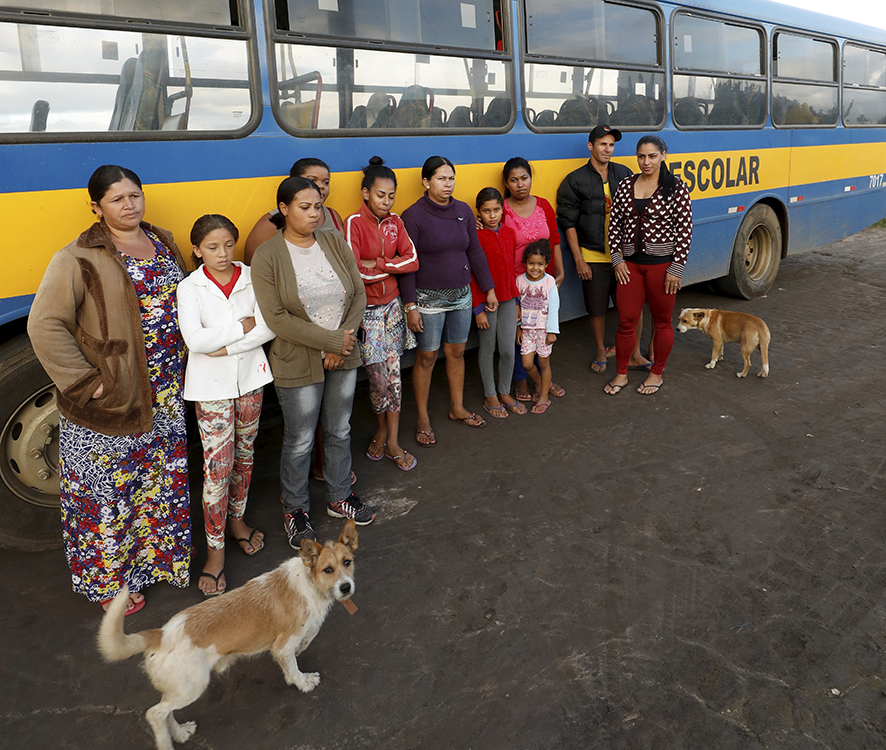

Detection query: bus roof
xmin=668 ymin=0 xmax=886 ymax=46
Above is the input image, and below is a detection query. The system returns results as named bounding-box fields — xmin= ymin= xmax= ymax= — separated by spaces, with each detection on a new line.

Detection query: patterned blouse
xmin=609 ymin=175 xmax=693 ymax=278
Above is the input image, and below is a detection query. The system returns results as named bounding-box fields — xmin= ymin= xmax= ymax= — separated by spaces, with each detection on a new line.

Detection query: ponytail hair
xmin=636 ymin=135 xmax=677 ymax=200
xmin=270 ymin=176 xmax=321 ymax=229
xmin=361 ymin=156 xmax=397 ymax=191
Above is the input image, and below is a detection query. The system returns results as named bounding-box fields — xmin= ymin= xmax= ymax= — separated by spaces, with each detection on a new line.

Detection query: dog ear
xmin=339 ymin=519 xmax=359 ymax=553
xmin=299 ymin=539 xmax=322 ymax=568
xmin=694 ymin=312 xmax=705 ymax=321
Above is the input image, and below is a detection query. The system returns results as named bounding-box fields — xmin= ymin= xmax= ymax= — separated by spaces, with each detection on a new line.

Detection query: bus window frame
xmin=669 ymin=9 xmax=768 ymax=132
xmin=771 ymin=27 xmax=839 ymax=130
xmin=841 ymin=41 xmax=886 ymax=128
xmin=0 ymin=3 xmax=262 ymax=145
xmin=520 ymin=0 xmax=666 ymax=134
xmin=265 ymin=0 xmax=517 ymax=137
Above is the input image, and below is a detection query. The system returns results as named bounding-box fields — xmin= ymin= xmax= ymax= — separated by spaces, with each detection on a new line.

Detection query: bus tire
xmin=717 ymin=204 xmax=782 ymax=299
xmin=0 ymin=334 xmax=62 ymax=551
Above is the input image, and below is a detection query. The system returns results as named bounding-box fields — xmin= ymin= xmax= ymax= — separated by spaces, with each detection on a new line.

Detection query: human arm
xmin=243 ymin=213 xmax=279 ymax=265
xmin=609 ymin=179 xmax=630 ymax=269
xmin=565 ymin=227 xmax=592 ymax=281
xmin=176 ymin=279 xmax=260 ymax=354
xmin=515 ymin=303 xmax=522 ymax=344
xmin=376 ymin=216 xmax=419 ymax=275
xmin=666 ymin=181 xmax=693 ymax=281
xmin=545 ymin=280 xmax=560 ymax=334
xmin=398 ymin=207 xmax=421 ymax=305
xmin=346 ymin=215 xmax=389 ymax=282
xmin=463 ymin=204 xmax=495 ymax=292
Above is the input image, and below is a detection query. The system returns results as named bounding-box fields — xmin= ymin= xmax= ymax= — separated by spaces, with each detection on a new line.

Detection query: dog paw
xmin=757 ymin=371 xmax=768 ymax=378
xmin=171 ymin=721 xmax=197 ymax=742
xmin=705 ymin=362 xmax=717 ymax=370
xmin=736 ymin=371 xmax=747 ymax=378
xmin=295 ymin=672 xmax=321 ymax=692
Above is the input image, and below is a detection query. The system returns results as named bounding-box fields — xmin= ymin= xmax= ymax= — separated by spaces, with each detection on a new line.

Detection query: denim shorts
xmin=414 ymin=306 xmax=472 ymax=351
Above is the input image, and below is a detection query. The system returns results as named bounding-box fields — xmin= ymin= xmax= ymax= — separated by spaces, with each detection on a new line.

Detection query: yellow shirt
xmin=580 ymin=180 xmax=612 ymax=264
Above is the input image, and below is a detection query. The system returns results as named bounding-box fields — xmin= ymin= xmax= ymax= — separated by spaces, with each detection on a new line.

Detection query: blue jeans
xmin=276 ymin=368 xmax=357 ymax=515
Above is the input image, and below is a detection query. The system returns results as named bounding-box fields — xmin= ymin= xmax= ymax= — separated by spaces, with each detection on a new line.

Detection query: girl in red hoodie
xmin=346 ymin=157 xmax=420 ymax=471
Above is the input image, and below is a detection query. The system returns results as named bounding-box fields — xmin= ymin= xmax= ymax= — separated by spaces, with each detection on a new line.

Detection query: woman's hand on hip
xmin=614 ymin=262 xmax=631 ymax=285
xmin=407 ymin=308 xmax=423 ymax=333
xmin=340 ymin=329 xmax=356 ymax=356
xmin=324 ymin=352 xmax=344 ymax=370
xmin=664 ymin=272 xmax=681 ymax=294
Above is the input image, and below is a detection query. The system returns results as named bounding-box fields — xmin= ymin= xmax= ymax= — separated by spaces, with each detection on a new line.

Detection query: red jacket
xmin=346 ymin=203 xmax=419 ymax=306
xmin=471 ymin=225 xmax=519 ymax=309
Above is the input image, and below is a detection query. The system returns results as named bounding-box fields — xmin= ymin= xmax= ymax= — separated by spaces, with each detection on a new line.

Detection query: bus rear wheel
xmin=717 ymin=204 xmax=782 ymax=299
xmin=0 ymin=334 xmax=62 ymax=551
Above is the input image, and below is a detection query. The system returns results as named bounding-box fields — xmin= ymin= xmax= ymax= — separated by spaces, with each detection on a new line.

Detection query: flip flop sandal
xmin=230 ymin=528 xmax=264 ymax=556
xmin=604 ymin=381 xmax=626 ymax=395
xmin=504 ymin=401 xmax=528 ymax=415
xmin=590 ymin=360 xmax=607 ymax=373
xmin=483 ymin=404 xmax=509 ymax=419
xmin=365 ymin=440 xmax=386 ymax=461
xmin=531 ymin=401 xmax=551 ymax=414
xmin=549 ymin=383 xmax=566 ymax=397
xmin=637 ymin=383 xmax=663 ymax=395
xmin=628 ymin=361 xmax=654 ymax=371
xmin=416 ymin=429 xmax=437 ymax=447
xmin=449 ymin=412 xmax=487 ymax=428
xmin=100 ymin=594 xmax=147 ymax=615
xmin=386 ymin=451 xmax=418 ymax=471
xmin=198 ymin=570 xmax=226 ymax=597
xmin=515 ymin=392 xmax=533 ymax=402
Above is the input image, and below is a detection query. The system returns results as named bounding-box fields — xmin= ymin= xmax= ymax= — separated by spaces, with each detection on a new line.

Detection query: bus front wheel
xmin=717 ymin=204 xmax=782 ymax=299
xmin=0 ymin=334 xmax=62 ymax=551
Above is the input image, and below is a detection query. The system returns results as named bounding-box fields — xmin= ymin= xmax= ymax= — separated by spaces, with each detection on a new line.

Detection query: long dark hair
xmin=87 ymin=165 xmax=142 ymax=207
xmin=190 ymin=214 xmax=239 ymax=267
xmin=361 ymin=155 xmax=397 ymax=190
xmin=270 ymin=176 xmax=322 ymax=229
xmin=637 ymin=135 xmax=677 ymax=199
xmin=421 ymin=155 xmax=455 ymax=181
xmin=501 ymin=157 xmax=532 ymax=199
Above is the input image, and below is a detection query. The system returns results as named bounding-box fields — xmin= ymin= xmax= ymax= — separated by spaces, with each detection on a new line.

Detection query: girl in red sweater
xmin=346 ymin=157 xmax=420 ymax=470
xmin=471 ymin=188 xmax=526 ymax=418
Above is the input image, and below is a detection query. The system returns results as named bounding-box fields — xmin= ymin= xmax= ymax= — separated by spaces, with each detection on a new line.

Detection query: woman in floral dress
xmin=29 ymin=165 xmax=190 ymax=615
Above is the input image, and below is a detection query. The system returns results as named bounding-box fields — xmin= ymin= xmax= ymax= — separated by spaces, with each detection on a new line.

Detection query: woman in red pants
xmin=603 ymin=135 xmax=693 ymax=395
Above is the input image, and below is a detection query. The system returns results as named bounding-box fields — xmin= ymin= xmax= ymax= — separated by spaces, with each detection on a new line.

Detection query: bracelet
xmin=404 ymin=304 xmax=417 ymax=313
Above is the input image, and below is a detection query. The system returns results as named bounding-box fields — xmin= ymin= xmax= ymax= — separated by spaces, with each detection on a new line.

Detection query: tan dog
xmin=677 ymin=308 xmax=770 ymax=378
xmin=98 ymin=520 xmax=359 ymax=750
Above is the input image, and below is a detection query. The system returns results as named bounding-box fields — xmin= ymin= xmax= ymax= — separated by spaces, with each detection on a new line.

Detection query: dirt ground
xmin=2 ymin=227 xmax=886 ymax=750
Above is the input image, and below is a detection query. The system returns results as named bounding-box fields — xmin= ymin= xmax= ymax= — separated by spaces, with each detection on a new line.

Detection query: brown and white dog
xmin=677 ymin=308 xmax=771 ymax=378
xmin=98 ymin=520 xmax=358 ymax=750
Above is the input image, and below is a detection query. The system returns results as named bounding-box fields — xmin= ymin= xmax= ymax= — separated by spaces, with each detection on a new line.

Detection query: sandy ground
xmin=2 ymin=227 xmax=886 ymax=749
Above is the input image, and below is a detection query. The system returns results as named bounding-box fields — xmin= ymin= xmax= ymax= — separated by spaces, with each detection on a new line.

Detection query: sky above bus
xmin=774 ymin=0 xmax=886 ymax=30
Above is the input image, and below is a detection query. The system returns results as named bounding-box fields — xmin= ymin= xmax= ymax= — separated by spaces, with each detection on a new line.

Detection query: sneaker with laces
xmin=327 ymin=493 xmax=376 ymax=525
xmin=283 ymin=509 xmax=316 ymax=550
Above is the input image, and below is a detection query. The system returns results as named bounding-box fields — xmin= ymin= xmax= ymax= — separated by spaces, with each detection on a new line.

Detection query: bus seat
xmin=609 ymin=95 xmax=658 ymax=127
xmin=108 ymin=57 xmax=138 ymax=130
xmin=280 ymin=100 xmax=318 ymax=129
xmin=447 ymin=105 xmax=473 ymax=127
xmin=534 ymin=109 xmax=558 ymax=127
xmin=557 ymin=96 xmax=608 ymax=127
xmin=367 ymin=92 xmax=395 ymax=128
xmin=346 ymin=105 xmax=367 ymax=128
xmin=481 ymin=96 xmax=510 ymax=127
xmin=30 ymin=100 xmax=50 ymax=132
xmin=706 ymin=103 xmax=747 ymax=126
xmin=673 ymin=97 xmax=707 ymax=126
xmin=391 ymin=85 xmax=434 ymax=128
xmin=108 ymin=48 xmax=167 ymax=131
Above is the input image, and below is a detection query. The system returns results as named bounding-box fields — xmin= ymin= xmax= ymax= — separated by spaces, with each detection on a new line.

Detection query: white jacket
xmin=177 ymin=262 xmax=275 ymax=401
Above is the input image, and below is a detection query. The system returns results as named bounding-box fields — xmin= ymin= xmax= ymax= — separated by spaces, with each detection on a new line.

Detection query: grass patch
xmin=874 ymin=218 xmax=886 ymax=229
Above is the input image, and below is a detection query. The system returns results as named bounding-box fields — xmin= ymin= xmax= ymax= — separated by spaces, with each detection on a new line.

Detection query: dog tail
xmin=97 ymin=586 xmax=161 ymax=662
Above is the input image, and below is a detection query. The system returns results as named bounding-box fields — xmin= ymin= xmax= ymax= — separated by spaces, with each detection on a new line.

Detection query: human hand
xmin=206 ymin=347 xmax=228 ymax=357
xmin=240 ymin=316 xmax=256 ymax=333
xmin=341 ymin=329 xmax=356 ymax=356
xmin=516 ymin=326 xmax=523 ymax=344
xmin=546 ymin=333 xmax=557 ymax=345
xmin=324 ymin=352 xmax=344 ymax=370
xmin=91 ymin=382 xmax=104 ymax=399
xmin=407 ymin=308 xmax=423 ymax=333
xmin=575 ymin=260 xmax=593 ymax=281
xmin=362 ymin=257 xmax=377 ymax=269
xmin=485 ymin=289 xmax=499 ymax=313
xmin=475 ymin=214 xmax=483 ymax=231
xmin=614 ymin=262 xmax=631 ymax=285
xmin=476 ymin=311 xmax=489 ymax=330
xmin=664 ymin=272 xmax=681 ymax=294
xmin=555 ymin=271 xmax=565 ymax=288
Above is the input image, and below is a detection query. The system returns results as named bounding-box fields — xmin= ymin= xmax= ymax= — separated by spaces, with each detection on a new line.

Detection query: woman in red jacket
xmin=346 ymin=157 xmax=420 ymax=471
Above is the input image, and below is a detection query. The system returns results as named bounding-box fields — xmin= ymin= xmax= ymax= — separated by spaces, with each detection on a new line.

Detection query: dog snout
xmin=339 ymin=581 xmax=352 ymax=597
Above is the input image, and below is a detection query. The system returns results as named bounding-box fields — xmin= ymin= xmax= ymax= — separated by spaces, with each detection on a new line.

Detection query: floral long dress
xmin=58 ymin=230 xmax=191 ymax=602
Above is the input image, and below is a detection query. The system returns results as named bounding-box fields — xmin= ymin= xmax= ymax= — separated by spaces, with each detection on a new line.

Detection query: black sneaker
xmin=284 ymin=509 xmax=316 ymax=550
xmin=327 ymin=493 xmax=377 ymax=525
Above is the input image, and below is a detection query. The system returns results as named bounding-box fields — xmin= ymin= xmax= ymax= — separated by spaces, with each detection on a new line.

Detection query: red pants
xmin=615 ymin=262 xmax=676 ymax=376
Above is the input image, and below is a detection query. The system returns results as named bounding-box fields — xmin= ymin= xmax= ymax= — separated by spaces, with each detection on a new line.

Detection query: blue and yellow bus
xmin=1 ymin=0 xmax=885 ymax=549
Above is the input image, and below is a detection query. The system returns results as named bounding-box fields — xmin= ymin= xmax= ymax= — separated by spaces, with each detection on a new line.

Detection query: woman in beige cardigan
xmin=251 ymin=176 xmax=374 ymax=548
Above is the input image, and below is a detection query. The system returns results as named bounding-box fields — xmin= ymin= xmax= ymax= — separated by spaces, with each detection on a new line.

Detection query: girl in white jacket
xmin=177 ymin=215 xmax=275 ymax=596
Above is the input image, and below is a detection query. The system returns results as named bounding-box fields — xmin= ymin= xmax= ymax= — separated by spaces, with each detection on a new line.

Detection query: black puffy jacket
xmin=556 ymin=160 xmax=633 ymax=252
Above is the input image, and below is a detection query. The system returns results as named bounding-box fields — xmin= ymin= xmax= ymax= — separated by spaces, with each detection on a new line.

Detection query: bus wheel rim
xmin=745 ymin=225 xmax=773 ymax=281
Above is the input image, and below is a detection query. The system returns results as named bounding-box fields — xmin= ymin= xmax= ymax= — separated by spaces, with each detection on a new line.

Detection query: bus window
xmin=522 ymin=0 xmax=663 ymax=131
xmin=271 ymin=0 xmax=512 ymax=133
xmin=772 ymin=32 xmax=838 ymax=127
xmin=0 ymin=0 xmax=236 ymax=25
xmin=843 ymin=44 xmax=886 ymax=126
xmin=0 ymin=7 xmax=252 ymax=138
xmin=672 ymin=14 xmax=766 ymax=129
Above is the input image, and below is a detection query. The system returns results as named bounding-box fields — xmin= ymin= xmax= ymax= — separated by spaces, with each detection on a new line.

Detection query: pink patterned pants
xmin=195 ymin=389 xmax=263 ymax=549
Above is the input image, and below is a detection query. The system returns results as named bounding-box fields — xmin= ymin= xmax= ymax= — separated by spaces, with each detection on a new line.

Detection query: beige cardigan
xmin=251 ymin=230 xmax=366 ymax=388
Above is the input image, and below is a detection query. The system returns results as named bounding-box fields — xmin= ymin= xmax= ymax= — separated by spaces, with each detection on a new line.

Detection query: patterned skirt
xmin=359 ymin=296 xmax=416 ymax=366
